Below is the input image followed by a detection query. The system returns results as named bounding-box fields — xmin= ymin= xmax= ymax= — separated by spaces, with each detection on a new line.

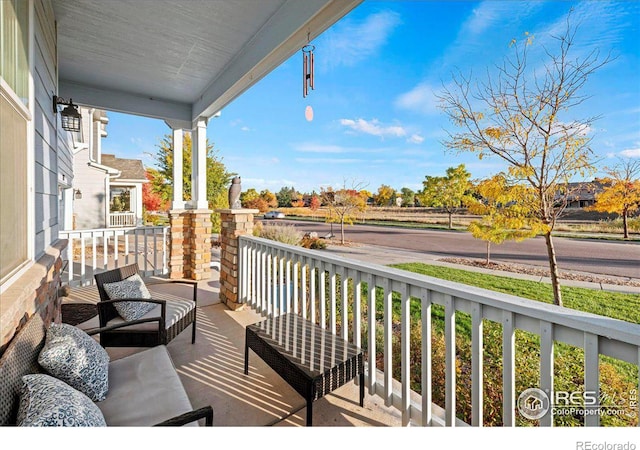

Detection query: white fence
xmin=238 ymin=235 xmax=640 ymax=427
xmin=108 ymin=212 xmax=136 ymax=227
xmin=59 ymin=226 xmax=169 ymax=286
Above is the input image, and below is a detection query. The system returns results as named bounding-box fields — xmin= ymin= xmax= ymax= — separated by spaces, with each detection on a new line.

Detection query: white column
xmin=171 ymin=128 xmax=185 ymax=210
xmin=191 ymin=118 xmax=209 ymax=210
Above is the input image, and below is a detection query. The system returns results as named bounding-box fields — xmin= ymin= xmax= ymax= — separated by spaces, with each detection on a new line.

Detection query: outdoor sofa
xmin=0 ymin=313 xmax=213 ymax=426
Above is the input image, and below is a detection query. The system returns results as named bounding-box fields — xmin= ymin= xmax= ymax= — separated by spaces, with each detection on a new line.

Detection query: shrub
xmin=300 ymin=236 xmax=327 ymax=249
xmin=253 ymin=220 xmax=264 ymax=237
xmin=258 ymin=224 xmax=302 ymax=245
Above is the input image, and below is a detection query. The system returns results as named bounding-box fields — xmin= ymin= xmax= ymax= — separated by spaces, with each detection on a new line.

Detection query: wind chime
xmin=302 ymin=43 xmax=315 ymax=121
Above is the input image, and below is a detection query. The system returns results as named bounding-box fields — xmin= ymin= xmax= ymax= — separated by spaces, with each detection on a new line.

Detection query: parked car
xmin=264 ymin=211 xmax=285 ymax=219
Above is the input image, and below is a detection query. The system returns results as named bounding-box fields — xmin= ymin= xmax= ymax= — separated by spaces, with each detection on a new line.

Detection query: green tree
xmin=400 ymin=187 xmax=415 ymax=207
xmin=149 ymin=132 xmax=233 ymax=233
xmin=467 ymin=175 xmax=546 ymax=264
xmin=276 ymin=186 xmax=297 ymax=207
xmin=418 ymin=164 xmax=473 ymax=229
xmin=437 ymin=17 xmax=609 ymax=305
xmin=589 ymin=160 xmax=640 ymax=239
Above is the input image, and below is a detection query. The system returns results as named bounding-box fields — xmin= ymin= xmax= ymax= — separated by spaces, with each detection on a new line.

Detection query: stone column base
xmin=169 ymin=209 xmax=212 ymax=281
xmin=217 ymin=208 xmax=258 ymax=310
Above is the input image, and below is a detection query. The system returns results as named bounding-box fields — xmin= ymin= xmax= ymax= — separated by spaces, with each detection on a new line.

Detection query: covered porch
xmin=61 ymin=267 xmax=401 ymax=427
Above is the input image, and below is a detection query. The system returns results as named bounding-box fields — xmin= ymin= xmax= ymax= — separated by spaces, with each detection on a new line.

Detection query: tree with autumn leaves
xmin=589 ymin=160 xmax=640 ymax=239
xmin=438 ymin=16 xmax=609 ymax=306
xmin=468 ymin=174 xmax=546 ymax=264
xmin=321 ymin=182 xmax=368 ymax=244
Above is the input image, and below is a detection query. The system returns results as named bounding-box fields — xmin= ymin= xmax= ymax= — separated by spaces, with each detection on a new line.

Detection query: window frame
xmin=0 ymin=0 xmax=34 ymax=292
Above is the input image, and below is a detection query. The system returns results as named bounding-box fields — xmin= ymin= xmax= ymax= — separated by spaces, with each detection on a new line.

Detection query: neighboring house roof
xmin=101 ymin=154 xmax=147 ymax=182
xmin=563 ymin=181 xmax=607 ymax=202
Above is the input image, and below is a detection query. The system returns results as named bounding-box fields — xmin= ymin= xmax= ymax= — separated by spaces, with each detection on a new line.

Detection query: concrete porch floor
xmin=62 ymin=265 xmax=401 ymax=427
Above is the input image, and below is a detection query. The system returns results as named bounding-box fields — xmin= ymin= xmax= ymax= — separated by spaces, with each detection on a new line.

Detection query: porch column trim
xmin=171 ymin=128 xmax=185 ymax=210
xmin=190 ymin=117 xmax=209 ymax=210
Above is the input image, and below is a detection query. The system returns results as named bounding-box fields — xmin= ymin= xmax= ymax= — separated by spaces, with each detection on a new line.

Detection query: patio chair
xmin=94 ymin=263 xmax=197 ymax=347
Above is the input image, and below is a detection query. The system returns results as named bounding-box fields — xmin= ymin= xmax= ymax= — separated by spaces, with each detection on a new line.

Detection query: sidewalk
xmin=322 ymin=243 xmax=640 ymax=295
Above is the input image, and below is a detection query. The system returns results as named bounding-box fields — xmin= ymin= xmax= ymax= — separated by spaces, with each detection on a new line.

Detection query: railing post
xmin=217 ymin=208 xmax=258 ymax=310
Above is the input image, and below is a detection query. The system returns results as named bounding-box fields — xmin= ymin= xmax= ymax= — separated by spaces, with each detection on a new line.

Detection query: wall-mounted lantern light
xmin=74 ymin=189 xmax=82 ymax=200
xmin=53 ymin=95 xmax=81 ymax=133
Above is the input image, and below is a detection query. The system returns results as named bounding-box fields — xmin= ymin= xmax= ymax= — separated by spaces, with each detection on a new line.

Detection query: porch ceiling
xmin=52 ymin=0 xmax=362 ymax=128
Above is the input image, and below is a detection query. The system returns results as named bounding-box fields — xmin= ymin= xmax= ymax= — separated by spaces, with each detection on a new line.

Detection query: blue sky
xmin=102 ymin=0 xmax=640 ymax=195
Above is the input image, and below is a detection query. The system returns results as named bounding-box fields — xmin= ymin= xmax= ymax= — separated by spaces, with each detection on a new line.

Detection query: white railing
xmin=238 ymin=235 xmax=640 ymax=427
xmin=109 ymin=212 xmax=136 ymax=227
xmin=59 ymin=226 xmax=169 ymax=286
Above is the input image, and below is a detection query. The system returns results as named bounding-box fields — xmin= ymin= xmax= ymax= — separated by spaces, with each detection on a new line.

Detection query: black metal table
xmin=244 ymin=313 xmax=364 ymax=426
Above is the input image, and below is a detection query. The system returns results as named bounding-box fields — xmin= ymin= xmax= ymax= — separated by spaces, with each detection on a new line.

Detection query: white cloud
xmin=340 ymin=118 xmax=407 ymax=139
xmin=620 ymin=148 xmax=640 ymax=158
xmin=240 ymin=126 xmax=250 ymax=132
xmin=407 ymin=134 xmax=424 ymax=144
xmin=320 ymin=10 xmax=401 ymax=69
xmin=394 ymin=82 xmax=440 ymax=115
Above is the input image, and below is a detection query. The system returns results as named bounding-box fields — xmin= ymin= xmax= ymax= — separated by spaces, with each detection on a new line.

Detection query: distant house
xmin=71 ymin=107 xmax=147 ymax=229
xmin=559 ymin=181 xmax=607 ymax=209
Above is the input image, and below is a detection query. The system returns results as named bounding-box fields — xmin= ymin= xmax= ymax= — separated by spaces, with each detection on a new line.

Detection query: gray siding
xmin=33 ymin=0 xmax=73 ymax=257
xmin=73 ymin=148 xmax=108 ymax=229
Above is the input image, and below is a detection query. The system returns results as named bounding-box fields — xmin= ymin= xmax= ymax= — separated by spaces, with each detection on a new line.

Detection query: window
xmin=0 ymin=0 xmax=29 ymax=284
xmin=1 ymin=0 xmax=29 ymax=105
xmin=110 ymin=188 xmax=132 ymax=212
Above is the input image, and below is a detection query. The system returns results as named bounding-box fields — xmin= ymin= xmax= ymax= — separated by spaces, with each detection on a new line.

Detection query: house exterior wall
xmin=73 ymin=145 xmax=109 ymax=229
xmin=1 ymin=1 xmax=69 ymax=353
xmin=33 ymin=0 xmax=72 ymax=256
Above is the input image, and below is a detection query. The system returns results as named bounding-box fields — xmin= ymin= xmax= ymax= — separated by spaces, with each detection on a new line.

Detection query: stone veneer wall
xmin=218 ymin=209 xmax=257 ymax=310
xmin=0 ymin=240 xmax=67 ymax=355
xmin=169 ymin=210 xmax=212 ymax=281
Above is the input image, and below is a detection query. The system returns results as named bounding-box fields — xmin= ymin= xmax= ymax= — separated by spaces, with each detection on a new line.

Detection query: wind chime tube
xmin=303 ymin=52 xmax=308 ymax=98
xmin=310 ymin=51 xmax=314 ymax=90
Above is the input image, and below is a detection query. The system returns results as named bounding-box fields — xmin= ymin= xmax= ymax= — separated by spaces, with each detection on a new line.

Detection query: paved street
xmin=271 ymin=219 xmax=640 ymax=280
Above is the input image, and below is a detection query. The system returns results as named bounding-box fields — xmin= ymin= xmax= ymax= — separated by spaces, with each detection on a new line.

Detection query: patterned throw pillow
xmin=38 ymin=323 xmax=109 ymax=402
xmin=102 ymin=273 xmax=157 ymax=321
xmin=17 ymin=374 xmax=107 ymax=426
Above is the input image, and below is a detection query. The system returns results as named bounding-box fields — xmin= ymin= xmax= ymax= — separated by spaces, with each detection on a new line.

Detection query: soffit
xmin=51 ymin=0 xmax=362 ymax=125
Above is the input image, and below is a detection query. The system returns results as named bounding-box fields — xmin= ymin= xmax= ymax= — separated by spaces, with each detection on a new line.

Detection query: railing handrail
xmin=239 ymin=235 xmax=640 ymax=349
xmin=60 ymin=226 xmax=169 ymax=286
xmin=60 ymin=225 xmax=166 ymax=234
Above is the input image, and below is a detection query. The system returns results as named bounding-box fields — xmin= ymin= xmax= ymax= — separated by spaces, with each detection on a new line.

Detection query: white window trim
xmin=0 ymin=0 xmax=34 ymax=294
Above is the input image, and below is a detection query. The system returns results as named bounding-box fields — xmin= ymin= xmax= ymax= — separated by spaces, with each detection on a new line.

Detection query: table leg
xmin=306 ymin=399 xmax=313 ymax=426
xmin=244 ymin=339 xmax=249 ymax=375
xmin=359 ymin=372 xmax=365 ymax=407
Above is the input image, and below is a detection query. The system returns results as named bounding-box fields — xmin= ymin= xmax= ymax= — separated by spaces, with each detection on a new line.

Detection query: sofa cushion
xmin=103 ymin=274 xmax=156 ymax=321
xmin=17 ymin=374 xmax=106 ymax=427
xmin=38 ymin=323 xmax=109 ymax=402
xmin=96 ymin=345 xmax=196 ymax=426
xmin=78 ymin=297 xmax=194 ymax=333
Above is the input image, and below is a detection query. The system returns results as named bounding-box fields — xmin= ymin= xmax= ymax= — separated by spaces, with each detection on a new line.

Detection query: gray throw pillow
xmin=17 ymin=374 xmax=107 ymax=426
xmin=103 ymin=273 xmax=157 ymax=321
xmin=38 ymin=323 xmax=109 ymax=402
